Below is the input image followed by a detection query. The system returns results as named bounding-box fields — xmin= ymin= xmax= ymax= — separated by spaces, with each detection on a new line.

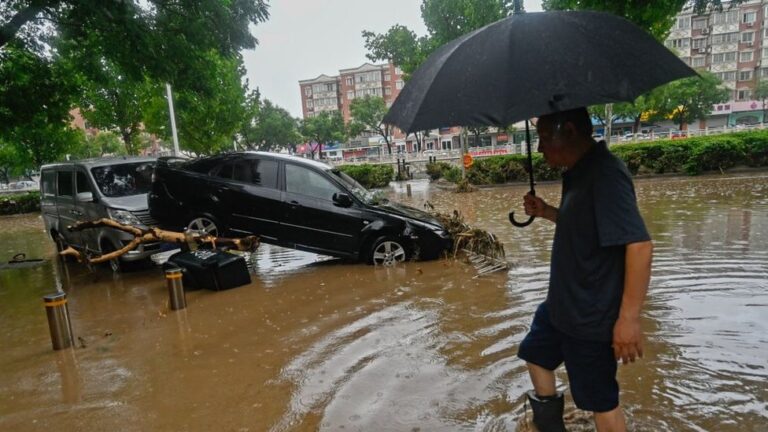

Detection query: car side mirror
xmin=332 ymin=192 xmax=353 ymax=207
xmin=76 ymin=191 xmax=95 ymax=203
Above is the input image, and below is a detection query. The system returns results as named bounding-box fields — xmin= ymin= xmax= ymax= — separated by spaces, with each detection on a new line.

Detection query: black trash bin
xmin=163 ymin=249 xmax=251 ymax=291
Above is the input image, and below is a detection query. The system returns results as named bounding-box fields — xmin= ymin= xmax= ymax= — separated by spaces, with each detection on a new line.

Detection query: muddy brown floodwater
xmin=1 ymin=173 xmax=766 ymax=432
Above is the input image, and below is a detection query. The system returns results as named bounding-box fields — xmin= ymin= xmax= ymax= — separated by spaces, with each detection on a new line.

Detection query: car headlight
xmin=107 ymin=208 xmax=142 ymax=226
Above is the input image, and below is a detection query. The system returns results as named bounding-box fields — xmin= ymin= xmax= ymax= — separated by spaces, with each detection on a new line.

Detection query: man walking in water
xmin=518 ymin=107 xmax=653 ymax=432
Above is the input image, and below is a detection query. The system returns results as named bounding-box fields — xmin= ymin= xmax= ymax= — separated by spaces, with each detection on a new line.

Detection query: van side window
xmin=213 ymin=163 xmax=234 ymax=179
xmin=251 ymin=159 xmax=277 ymax=189
xmin=76 ymin=171 xmax=92 ymax=193
xmin=42 ymin=171 xmax=56 ymax=197
xmin=57 ymin=171 xmax=73 ymax=197
xmin=285 ymin=164 xmax=339 ymax=200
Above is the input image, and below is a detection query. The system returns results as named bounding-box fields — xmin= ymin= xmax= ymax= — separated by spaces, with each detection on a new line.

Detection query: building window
xmin=713 ymin=10 xmax=738 ymax=25
xmin=669 ymin=38 xmax=690 ymax=49
xmin=740 ymin=51 xmax=753 ymax=62
xmin=737 ymin=89 xmax=752 ymax=100
xmin=742 ymin=32 xmax=754 ymax=43
xmin=384 ymin=73 xmax=391 ymax=81
xmin=739 ymin=70 xmax=753 ymax=81
xmin=743 ymin=11 xmax=756 ymax=24
xmin=692 ymin=18 xmax=707 ymax=29
xmin=347 ymin=90 xmax=354 ymax=100
xmin=326 ymin=83 xmax=335 ymax=92
xmin=384 ymin=87 xmax=392 ymax=96
xmin=692 ymin=38 xmax=706 ymax=49
xmin=394 ymin=66 xmax=403 ymax=75
xmin=345 ymin=77 xmax=353 ymax=86
xmin=676 ymin=16 xmax=690 ymax=30
xmin=712 ymin=32 xmax=739 ymax=44
xmin=712 ymin=51 xmax=737 ymax=63
xmin=395 ymin=80 xmax=404 ymax=89
xmin=761 ymin=67 xmax=768 ymax=78
xmin=304 ymin=87 xmax=312 ymax=96
xmin=692 ymin=57 xmax=706 ymax=67
xmin=306 ymin=99 xmax=313 ymax=109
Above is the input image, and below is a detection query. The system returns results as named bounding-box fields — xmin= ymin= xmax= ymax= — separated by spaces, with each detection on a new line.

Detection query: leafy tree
xmin=364 ymin=0 xmax=511 ymax=77
xmin=543 ymin=1 xmax=745 ymax=40
xmin=613 ymin=94 xmax=660 ymax=133
xmin=70 ymin=131 xmax=125 ymax=159
xmin=651 ymin=71 xmax=729 ymax=129
xmin=72 ymin=55 xmax=152 ymax=155
xmin=300 ymin=111 xmax=347 ymax=159
xmin=0 ymin=141 xmax=23 ymax=184
xmin=348 ymin=96 xmax=395 ymax=154
xmin=240 ymin=99 xmax=302 ymax=152
xmin=1 ymin=1 xmax=269 ymax=86
xmin=143 ymin=53 xmax=250 ymax=156
xmin=754 ymin=80 xmax=768 ymax=123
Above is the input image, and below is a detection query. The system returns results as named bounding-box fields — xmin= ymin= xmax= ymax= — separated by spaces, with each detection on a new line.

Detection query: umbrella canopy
xmin=384 ymin=11 xmax=697 ymax=133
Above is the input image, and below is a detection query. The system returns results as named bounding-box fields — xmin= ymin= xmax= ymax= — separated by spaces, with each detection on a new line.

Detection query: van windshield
xmin=91 ymin=162 xmax=155 ymax=197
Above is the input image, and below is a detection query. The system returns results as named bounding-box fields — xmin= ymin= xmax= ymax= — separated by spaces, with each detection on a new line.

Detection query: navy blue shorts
xmin=518 ymin=302 xmax=619 ymax=412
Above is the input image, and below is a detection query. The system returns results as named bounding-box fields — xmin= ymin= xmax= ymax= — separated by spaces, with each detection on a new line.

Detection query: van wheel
xmin=100 ymin=242 xmax=122 ymax=273
xmin=368 ymin=236 xmax=408 ymax=266
xmin=187 ymin=215 xmax=222 ymax=237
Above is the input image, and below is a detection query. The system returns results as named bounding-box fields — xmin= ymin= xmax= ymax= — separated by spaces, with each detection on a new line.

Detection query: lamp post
xmin=166 ymin=83 xmax=181 ymax=156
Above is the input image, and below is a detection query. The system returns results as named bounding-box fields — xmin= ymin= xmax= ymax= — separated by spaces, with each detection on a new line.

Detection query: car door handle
xmin=288 ymin=200 xmax=301 ymax=209
xmin=71 ymin=210 xmax=83 ymax=217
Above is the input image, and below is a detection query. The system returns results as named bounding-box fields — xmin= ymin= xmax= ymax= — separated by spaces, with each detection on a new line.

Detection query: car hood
xmin=375 ymin=202 xmax=443 ymax=227
xmin=101 ymin=194 xmax=149 ymax=211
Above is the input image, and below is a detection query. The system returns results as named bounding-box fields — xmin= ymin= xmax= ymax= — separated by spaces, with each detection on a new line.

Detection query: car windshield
xmin=91 ymin=162 xmax=155 ymax=197
xmin=329 ymin=169 xmax=388 ymax=205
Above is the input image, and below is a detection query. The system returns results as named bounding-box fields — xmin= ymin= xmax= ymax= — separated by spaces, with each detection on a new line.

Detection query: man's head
xmin=535 ymin=107 xmax=594 ymax=169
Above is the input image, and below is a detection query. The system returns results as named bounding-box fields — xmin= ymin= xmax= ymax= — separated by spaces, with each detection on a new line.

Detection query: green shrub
xmin=425 ymin=161 xmax=453 ymax=180
xmin=337 ymin=164 xmax=394 ymax=189
xmin=684 ymin=137 xmax=746 ymax=174
xmin=444 ymin=166 xmax=463 ymax=183
xmin=0 ymin=191 xmax=41 ymax=215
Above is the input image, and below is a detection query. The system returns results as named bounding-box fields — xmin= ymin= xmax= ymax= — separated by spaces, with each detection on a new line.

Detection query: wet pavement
xmin=1 ymin=173 xmax=767 ymax=431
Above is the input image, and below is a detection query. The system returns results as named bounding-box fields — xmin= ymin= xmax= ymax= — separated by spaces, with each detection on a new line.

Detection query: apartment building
xmin=666 ymin=0 xmax=768 ymax=125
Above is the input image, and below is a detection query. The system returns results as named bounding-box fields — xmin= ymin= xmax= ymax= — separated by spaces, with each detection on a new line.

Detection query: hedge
xmin=337 ymin=164 xmax=394 ymax=189
xmin=438 ymin=130 xmax=768 ymax=185
xmin=0 ymin=191 xmax=41 ymax=215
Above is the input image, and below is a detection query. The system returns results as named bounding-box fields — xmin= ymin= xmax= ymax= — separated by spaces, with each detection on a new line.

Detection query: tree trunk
xmin=121 ymin=130 xmax=134 ymax=155
xmin=0 ymin=2 xmax=46 ymax=49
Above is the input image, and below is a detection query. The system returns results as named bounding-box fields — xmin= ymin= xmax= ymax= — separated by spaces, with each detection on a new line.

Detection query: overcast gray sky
xmin=242 ymin=0 xmax=543 ymax=118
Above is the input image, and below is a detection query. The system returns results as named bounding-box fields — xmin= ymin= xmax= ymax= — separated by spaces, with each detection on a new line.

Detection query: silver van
xmin=40 ymin=157 xmax=159 ymax=271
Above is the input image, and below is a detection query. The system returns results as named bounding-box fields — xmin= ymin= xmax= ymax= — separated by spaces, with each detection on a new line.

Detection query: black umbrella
xmin=383 ymin=11 xmax=697 ymax=226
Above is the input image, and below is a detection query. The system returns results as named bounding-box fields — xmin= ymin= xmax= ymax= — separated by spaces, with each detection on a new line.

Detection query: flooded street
xmin=1 ymin=173 xmax=767 ymax=431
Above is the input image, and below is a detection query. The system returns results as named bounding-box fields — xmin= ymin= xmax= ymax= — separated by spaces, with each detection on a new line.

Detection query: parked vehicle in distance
xmin=149 ymin=152 xmax=453 ymax=265
xmin=40 ymin=157 xmax=159 ymax=272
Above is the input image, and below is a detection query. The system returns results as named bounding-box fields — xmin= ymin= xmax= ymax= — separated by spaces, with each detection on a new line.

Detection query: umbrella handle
xmin=509 ymin=212 xmax=535 ymax=227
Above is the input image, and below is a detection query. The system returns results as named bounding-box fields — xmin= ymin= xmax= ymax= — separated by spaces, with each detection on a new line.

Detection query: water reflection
xmin=0 ymin=173 xmax=766 ymax=431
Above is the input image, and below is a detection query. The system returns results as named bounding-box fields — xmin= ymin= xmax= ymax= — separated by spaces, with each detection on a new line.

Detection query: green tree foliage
xmin=612 ymin=93 xmax=660 ymax=133
xmin=70 ymin=131 xmax=125 ymax=159
xmin=0 ymin=43 xmax=80 ymax=169
xmin=1 ymin=0 xmax=269 ymax=85
xmin=651 ymin=71 xmax=729 ymax=129
xmin=542 ymin=1 xmax=744 ymax=39
xmin=240 ymin=98 xmax=302 ymax=152
xmin=348 ymin=96 xmax=394 ymax=154
xmin=753 ymin=80 xmax=768 ymax=122
xmin=143 ymin=53 xmax=250 ymax=156
xmin=363 ymin=0 xmax=511 ymax=77
xmin=300 ymin=111 xmax=347 ymax=159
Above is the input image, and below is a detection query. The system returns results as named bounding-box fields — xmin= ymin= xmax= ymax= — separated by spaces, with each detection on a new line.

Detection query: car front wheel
xmin=186 ymin=215 xmax=221 ymax=237
xmin=368 ymin=236 xmax=408 ymax=266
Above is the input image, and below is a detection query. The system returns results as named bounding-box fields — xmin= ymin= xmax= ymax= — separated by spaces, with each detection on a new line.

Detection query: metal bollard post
xmin=165 ymin=268 xmax=186 ymax=310
xmin=406 ymin=183 xmax=412 ymax=197
xmin=43 ymin=292 xmax=74 ymax=350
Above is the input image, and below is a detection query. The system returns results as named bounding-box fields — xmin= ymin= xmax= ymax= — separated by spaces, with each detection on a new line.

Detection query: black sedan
xmin=149 ymin=152 xmax=452 ymax=265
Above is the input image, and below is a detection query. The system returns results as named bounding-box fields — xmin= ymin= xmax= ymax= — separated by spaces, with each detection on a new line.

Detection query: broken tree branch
xmin=60 ymin=218 xmax=259 ymax=264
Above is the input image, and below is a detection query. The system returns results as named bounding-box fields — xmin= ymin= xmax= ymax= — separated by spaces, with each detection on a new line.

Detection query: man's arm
xmin=523 ymin=193 xmax=558 ymax=223
xmin=613 ymin=240 xmax=653 ymax=364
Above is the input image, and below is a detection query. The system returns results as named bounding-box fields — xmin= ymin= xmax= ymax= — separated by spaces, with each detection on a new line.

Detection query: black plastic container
xmin=164 ymin=249 xmax=251 ymax=291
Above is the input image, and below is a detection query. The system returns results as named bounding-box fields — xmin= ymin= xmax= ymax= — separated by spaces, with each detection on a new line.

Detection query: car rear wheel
xmin=186 ymin=215 xmax=221 ymax=237
xmin=368 ymin=236 xmax=408 ymax=266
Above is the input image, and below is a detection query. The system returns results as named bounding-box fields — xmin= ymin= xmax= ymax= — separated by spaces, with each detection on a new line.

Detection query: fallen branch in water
xmin=429 ymin=208 xmax=505 ymax=259
xmin=61 ymin=218 xmax=259 ymax=264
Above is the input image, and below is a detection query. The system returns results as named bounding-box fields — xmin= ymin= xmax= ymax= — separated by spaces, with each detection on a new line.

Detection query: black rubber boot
xmin=527 ymin=390 xmax=566 ymax=432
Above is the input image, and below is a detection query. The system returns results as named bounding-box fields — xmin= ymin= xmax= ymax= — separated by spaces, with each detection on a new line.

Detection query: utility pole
xmin=166 ymin=83 xmax=181 ymax=156
xmin=605 ymin=103 xmax=613 ymax=145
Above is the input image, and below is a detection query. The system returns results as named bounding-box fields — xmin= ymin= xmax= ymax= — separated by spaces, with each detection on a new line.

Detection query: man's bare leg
xmin=527 ymin=362 xmax=557 ymax=396
xmin=594 ymin=407 xmax=626 ymax=432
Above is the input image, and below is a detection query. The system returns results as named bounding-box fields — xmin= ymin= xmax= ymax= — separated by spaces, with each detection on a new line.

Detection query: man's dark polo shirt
xmin=547 ymin=141 xmax=650 ymax=342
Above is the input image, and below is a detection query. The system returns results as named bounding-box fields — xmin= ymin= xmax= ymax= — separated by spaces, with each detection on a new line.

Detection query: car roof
xmin=41 ymin=156 xmax=157 ymax=170
xmin=187 ymin=151 xmax=334 ymax=171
